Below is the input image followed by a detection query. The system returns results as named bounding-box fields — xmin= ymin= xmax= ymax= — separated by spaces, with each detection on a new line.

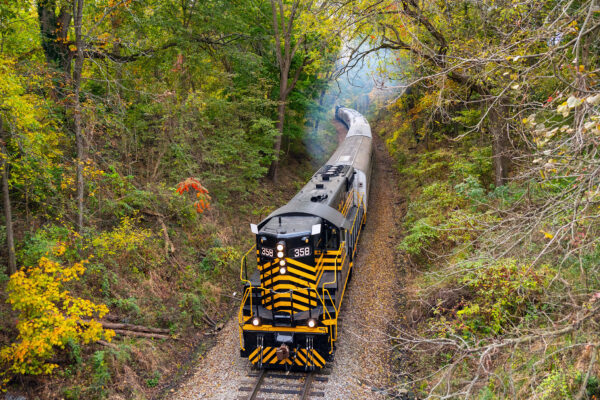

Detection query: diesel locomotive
xmin=238 ymin=107 xmax=373 ymax=370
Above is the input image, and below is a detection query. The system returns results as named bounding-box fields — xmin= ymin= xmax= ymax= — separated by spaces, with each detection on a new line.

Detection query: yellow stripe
xmin=269 ymin=275 xmax=313 ymax=287
xmin=312 ymin=349 xmax=326 ymax=365
xmin=301 ymin=349 xmax=323 ymax=367
xmin=272 ymin=299 xmax=316 ymax=308
xmin=249 ymin=347 xmax=261 ymax=361
xmin=269 ymin=295 xmax=317 ymax=307
xmin=300 ymin=349 xmax=311 ymax=366
xmin=264 ymin=283 xmax=306 ymax=291
xmin=263 ymin=347 xmax=277 ymax=363
xmin=261 ymin=259 xmax=317 ymax=280
xmin=284 ymin=267 xmax=316 ymax=281
xmin=269 ymin=290 xmax=317 ymax=302
xmin=258 ymin=261 xmax=274 ymax=270
xmin=286 ymin=258 xmax=317 ymax=273
xmin=262 ymin=346 xmax=271 ymax=358
xmin=271 ymin=301 xmax=311 ymax=310
xmin=296 ymin=350 xmax=307 ymax=364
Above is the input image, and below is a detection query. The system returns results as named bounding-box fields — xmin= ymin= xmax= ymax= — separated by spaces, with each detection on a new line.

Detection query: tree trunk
xmin=268 ymin=81 xmax=288 ymax=183
xmin=73 ymin=0 xmax=85 ymax=232
xmin=488 ymin=104 xmax=510 ymax=186
xmin=312 ymin=88 xmax=327 ymax=136
xmin=37 ymin=0 xmax=72 ymax=78
xmin=0 ymin=120 xmax=16 ymax=275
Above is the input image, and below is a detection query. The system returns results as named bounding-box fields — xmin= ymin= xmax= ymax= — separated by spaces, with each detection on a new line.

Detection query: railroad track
xmin=238 ymin=369 xmax=328 ymax=400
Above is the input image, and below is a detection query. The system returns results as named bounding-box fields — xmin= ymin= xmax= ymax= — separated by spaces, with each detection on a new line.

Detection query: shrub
xmin=90 ymin=350 xmax=110 ymax=398
xmin=91 ymin=217 xmax=152 ymax=259
xmin=0 ymin=246 xmax=114 ymax=379
xmin=398 ymin=218 xmax=440 ymax=257
xmin=91 ymin=216 xmax=156 ymax=273
xmin=456 ymin=259 xmax=551 ymax=336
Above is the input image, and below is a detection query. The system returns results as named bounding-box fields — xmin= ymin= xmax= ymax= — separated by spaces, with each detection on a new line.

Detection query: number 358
xmin=293 ymin=247 xmax=310 ymax=257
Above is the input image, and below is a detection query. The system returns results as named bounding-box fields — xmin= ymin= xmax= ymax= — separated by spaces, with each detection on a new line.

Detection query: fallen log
xmin=99 ymin=321 xmax=170 ymax=334
xmin=83 ymin=319 xmax=170 ymax=334
xmin=111 ymin=329 xmax=172 ymax=340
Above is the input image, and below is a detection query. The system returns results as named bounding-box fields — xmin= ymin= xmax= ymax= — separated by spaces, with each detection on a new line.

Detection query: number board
xmin=290 ymin=246 xmax=311 ymax=258
xmin=260 ymin=247 xmax=274 ymax=258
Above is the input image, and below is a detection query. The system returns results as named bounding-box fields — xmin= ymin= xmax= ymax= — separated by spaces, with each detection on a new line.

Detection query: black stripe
xmin=262 ymin=268 xmax=317 ymax=285
xmin=285 ymin=262 xmax=317 ymax=276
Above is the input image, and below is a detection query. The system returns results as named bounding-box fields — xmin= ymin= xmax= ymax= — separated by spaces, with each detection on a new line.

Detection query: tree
xmin=265 ymin=0 xmax=343 ymax=181
xmin=37 ymin=0 xmax=72 ymax=80
xmin=0 ymin=56 xmax=63 ymax=275
xmin=72 ymin=0 xmax=85 ymax=232
xmin=352 ymin=0 xmax=524 ymax=185
xmin=0 ymin=118 xmax=16 ymax=275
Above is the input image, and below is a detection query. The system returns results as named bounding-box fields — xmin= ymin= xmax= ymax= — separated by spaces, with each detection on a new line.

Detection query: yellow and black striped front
xmin=248 ymin=346 xmax=326 ymax=368
xmin=258 ymin=256 xmax=319 ymax=314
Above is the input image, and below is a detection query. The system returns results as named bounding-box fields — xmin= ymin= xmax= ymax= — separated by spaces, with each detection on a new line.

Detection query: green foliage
xmin=146 ymin=371 xmax=161 ymax=388
xmin=178 ymin=293 xmax=206 ymax=328
xmin=574 ymin=372 xmax=600 ymax=398
xmin=17 ymin=225 xmax=71 ymax=267
xmin=398 ymin=218 xmax=440 ymax=257
xmin=438 ymin=259 xmax=551 ymax=337
xmin=109 ymin=297 xmax=141 ymax=316
xmin=452 ymin=109 xmax=482 ymax=127
xmin=450 ymin=146 xmax=493 ymax=185
xmin=536 ymin=369 xmax=571 ymax=400
xmin=455 ymin=176 xmax=486 ymax=204
xmin=90 ymin=351 xmax=110 ymax=399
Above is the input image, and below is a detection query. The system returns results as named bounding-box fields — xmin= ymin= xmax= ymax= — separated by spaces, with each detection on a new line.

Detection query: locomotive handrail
xmin=350 ymin=195 xmax=365 ymax=259
xmin=341 ymin=189 xmax=354 ymax=217
xmin=240 ymin=244 xmax=256 ymax=285
xmin=322 ymin=241 xmax=345 ymax=290
xmin=321 ymin=241 xmax=346 ymax=322
xmin=238 ymin=286 xmax=252 ymax=351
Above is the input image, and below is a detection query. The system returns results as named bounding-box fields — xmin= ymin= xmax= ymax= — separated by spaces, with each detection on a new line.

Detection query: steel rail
xmin=301 ymin=371 xmax=315 ymax=400
xmin=243 ymin=370 xmax=318 ymax=400
xmin=248 ymin=369 xmax=266 ymax=400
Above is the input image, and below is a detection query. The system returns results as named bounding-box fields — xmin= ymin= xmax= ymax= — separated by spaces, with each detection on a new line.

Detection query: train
xmin=238 ymin=106 xmax=373 ymax=370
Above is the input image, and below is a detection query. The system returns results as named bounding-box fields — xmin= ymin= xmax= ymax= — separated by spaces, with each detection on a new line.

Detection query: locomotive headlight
xmin=277 ymin=251 xmax=284 ymax=258
xmin=279 ymin=266 xmax=287 ymax=274
xmin=279 ymin=259 xmax=286 ymax=267
xmin=276 ymin=243 xmax=284 ymax=252
xmin=252 ymin=317 xmax=260 ymax=326
xmin=307 ymin=318 xmax=317 ymax=328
